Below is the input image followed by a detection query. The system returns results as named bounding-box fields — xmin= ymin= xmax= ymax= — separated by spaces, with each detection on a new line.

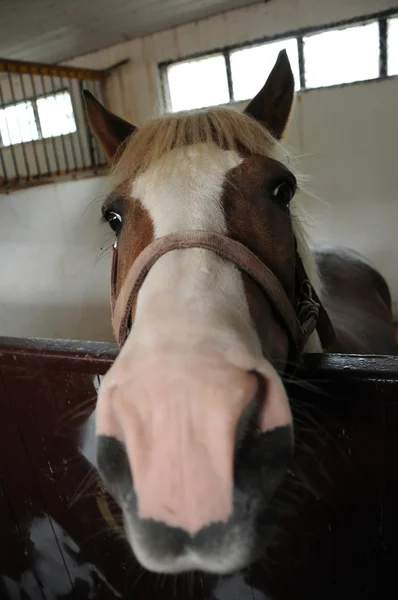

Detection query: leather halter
xmin=110 ymin=230 xmax=335 ymax=361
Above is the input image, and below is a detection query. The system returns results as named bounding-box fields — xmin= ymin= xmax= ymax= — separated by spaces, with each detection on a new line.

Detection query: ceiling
xmin=0 ymin=0 xmax=265 ymax=65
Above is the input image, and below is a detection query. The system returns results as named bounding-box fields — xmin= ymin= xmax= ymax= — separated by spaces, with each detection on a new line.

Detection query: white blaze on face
xmin=125 ymin=143 xmax=262 ymax=361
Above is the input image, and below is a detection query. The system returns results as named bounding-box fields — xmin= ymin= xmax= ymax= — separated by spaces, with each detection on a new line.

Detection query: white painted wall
xmin=0 ymin=176 xmax=114 ymax=341
xmin=285 ymin=78 xmax=398 ymax=315
xmin=1 ymin=0 xmax=398 ymax=342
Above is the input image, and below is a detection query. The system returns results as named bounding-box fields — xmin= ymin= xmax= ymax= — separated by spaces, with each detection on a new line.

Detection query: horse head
xmin=83 ymin=50 xmax=332 ymax=574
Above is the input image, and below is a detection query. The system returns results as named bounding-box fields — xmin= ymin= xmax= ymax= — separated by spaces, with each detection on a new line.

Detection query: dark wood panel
xmin=0 ymin=335 xmax=397 ymax=599
xmin=0 ymin=369 xmax=53 ymax=598
xmin=0 ymin=364 xmax=128 ymax=599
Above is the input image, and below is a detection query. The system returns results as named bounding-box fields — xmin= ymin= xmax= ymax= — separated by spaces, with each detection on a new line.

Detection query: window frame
xmin=159 ymin=7 xmax=396 ymax=112
xmin=164 ymin=52 xmax=232 ymax=112
xmin=0 ymin=88 xmax=77 ymax=149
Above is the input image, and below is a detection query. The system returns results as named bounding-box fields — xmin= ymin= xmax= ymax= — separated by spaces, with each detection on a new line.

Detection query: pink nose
xmin=96 ymin=357 xmax=291 ymax=535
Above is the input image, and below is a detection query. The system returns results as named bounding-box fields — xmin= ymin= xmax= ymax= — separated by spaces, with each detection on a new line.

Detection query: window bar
xmin=224 ymin=51 xmax=234 ymax=102
xmin=19 ymin=72 xmax=41 ymax=177
xmin=68 ymin=78 xmax=86 ymax=169
xmin=160 ymin=65 xmax=172 ymax=112
xmin=80 ymin=79 xmax=97 ymax=169
xmin=297 ymin=36 xmax=306 ymax=89
xmin=61 ymin=76 xmax=79 ymax=172
xmin=49 ymin=74 xmax=70 ymax=173
xmin=85 ymin=79 xmax=102 ymax=167
xmin=7 ymin=70 xmax=31 ymax=179
xmin=40 ymin=73 xmax=60 ymax=174
xmin=94 ymin=79 xmax=108 ymax=164
xmin=0 ymin=148 xmax=8 ymax=186
xmin=95 ymin=78 xmax=107 ymax=106
xmin=379 ymin=18 xmax=387 ymax=78
xmin=0 ymin=82 xmax=15 ymax=184
xmin=0 ymin=134 xmax=9 ymax=186
xmin=30 ymin=73 xmax=51 ymax=175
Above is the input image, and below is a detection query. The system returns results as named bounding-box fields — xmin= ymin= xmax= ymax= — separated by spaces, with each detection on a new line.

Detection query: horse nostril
xmin=97 ymin=435 xmax=133 ymax=498
xmin=235 ymin=371 xmax=266 ymax=452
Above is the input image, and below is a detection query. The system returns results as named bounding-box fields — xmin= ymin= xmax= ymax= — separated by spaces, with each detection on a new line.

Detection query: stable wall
xmin=284 ymin=78 xmax=398 ymax=316
xmin=0 ymin=176 xmax=114 ymax=341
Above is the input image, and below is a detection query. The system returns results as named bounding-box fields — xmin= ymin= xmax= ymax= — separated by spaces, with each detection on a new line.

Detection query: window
xmin=36 ymin=91 xmax=77 ymax=138
xmin=388 ymin=16 xmax=398 ymax=76
xmin=230 ymin=38 xmax=300 ymax=102
xmin=0 ymin=101 xmax=39 ymax=146
xmin=161 ymin=10 xmax=398 ymax=113
xmin=304 ymin=22 xmax=379 ymax=88
xmin=0 ymin=90 xmax=76 ymax=147
xmin=167 ymin=54 xmax=230 ymax=112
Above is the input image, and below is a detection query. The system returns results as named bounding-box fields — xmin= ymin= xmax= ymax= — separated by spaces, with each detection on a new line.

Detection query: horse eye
xmin=106 ymin=211 xmax=123 ymax=233
xmin=271 ymin=182 xmax=295 ymax=206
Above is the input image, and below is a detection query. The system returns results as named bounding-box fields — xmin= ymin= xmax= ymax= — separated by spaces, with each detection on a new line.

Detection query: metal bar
xmin=49 ymin=75 xmax=70 ymax=173
xmin=20 ymin=72 xmax=41 ymax=177
xmin=224 ymin=51 xmax=234 ymax=102
xmin=95 ymin=78 xmax=107 ymax=107
xmin=80 ymin=79 xmax=96 ymax=168
xmin=91 ymin=80 xmax=103 ymax=163
xmin=99 ymin=80 xmax=109 ymax=164
xmin=30 ymin=73 xmax=51 ymax=175
xmin=94 ymin=80 xmax=108 ymax=164
xmin=297 ymin=36 xmax=306 ymax=89
xmin=40 ymin=74 xmax=60 ymax=175
xmin=159 ymin=64 xmax=171 ymax=112
xmin=0 ymin=142 xmax=8 ymax=185
xmin=86 ymin=80 xmax=101 ymax=167
xmin=68 ymin=78 xmax=86 ymax=169
xmin=0 ymin=58 xmax=108 ymax=81
xmin=61 ymin=77 xmax=79 ymax=172
xmin=379 ymin=18 xmax=388 ymax=78
xmin=0 ymin=81 xmax=18 ymax=181
xmin=7 ymin=70 xmax=31 ymax=179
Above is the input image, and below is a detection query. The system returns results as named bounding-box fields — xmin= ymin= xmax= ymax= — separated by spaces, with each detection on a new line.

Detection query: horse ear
xmin=244 ymin=49 xmax=294 ymax=140
xmin=82 ymin=90 xmax=137 ymax=160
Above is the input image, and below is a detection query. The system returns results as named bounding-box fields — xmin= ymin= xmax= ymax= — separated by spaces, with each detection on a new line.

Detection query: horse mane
xmin=111 ymin=106 xmax=323 ymax=350
xmin=111 ymin=107 xmax=279 ymax=181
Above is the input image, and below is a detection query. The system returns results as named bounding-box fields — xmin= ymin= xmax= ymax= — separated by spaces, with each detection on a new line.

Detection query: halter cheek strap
xmin=110 ymin=230 xmax=335 ymax=359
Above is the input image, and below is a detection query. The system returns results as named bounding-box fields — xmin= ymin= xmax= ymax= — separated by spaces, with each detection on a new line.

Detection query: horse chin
xmin=123 ymin=512 xmax=254 ymax=575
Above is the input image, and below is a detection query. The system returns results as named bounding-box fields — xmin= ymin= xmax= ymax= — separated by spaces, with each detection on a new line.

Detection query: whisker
xmin=131 ymin=565 xmax=147 ymax=589
xmin=68 ymin=468 xmax=99 ymax=508
xmin=56 ymin=396 xmax=96 ymax=428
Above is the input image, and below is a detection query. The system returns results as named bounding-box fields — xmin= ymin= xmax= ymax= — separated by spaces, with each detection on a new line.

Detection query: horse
xmin=82 ymin=49 xmax=397 ymax=576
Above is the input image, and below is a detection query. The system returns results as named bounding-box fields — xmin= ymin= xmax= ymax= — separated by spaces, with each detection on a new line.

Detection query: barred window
xmin=0 ymin=90 xmax=76 ymax=148
xmin=161 ymin=11 xmax=396 ymax=112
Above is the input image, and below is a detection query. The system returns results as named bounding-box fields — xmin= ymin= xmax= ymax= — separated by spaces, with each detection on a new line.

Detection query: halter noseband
xmin=110 ymin=230 xmax=335 ymax=361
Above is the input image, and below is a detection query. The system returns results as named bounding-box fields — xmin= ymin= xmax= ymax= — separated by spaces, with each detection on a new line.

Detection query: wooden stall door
xmin=0 ymin=337 xmax=397 ymax=600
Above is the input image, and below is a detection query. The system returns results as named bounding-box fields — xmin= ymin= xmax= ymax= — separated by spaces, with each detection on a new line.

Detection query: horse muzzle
xmin=95 ymin=348 xmax=293 ymax=573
